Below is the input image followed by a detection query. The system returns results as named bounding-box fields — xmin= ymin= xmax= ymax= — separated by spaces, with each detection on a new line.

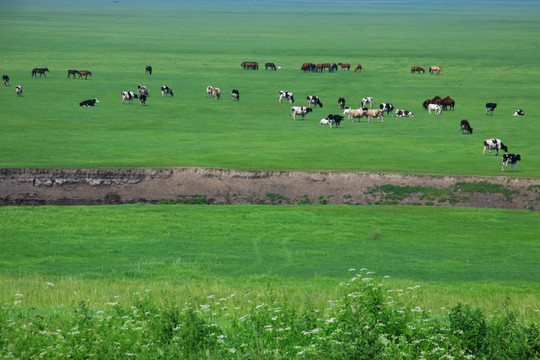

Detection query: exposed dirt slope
xmin=1 ymin=168 xmax=539 ymax=210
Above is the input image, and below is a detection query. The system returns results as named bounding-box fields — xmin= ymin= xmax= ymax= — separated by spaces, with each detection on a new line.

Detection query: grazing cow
xmin=265 ymin=62 xmax=277 ymax=71
xmin=231 ymin=89 xmax=239 ymax=101
xmin=343 ymin=107 xmax=364 ymax=122
xmin=338 ymin=63 xmax=350 ymax=71
xmin=279 ymin=90 xmax=295 ymax=104
xmin=79 ymin=70 xmax=92 ymax=79
xmin=338 ymin=97 xmax=346 ymax=109
xmin=486 ymin=102 xmax=497 ymax=115
xmin=460 ymin=119 xmax=473 ymax=134
xmin=395 ymin=109 xmax=414 ymax=117
xmin=328 ymin=114 xmax=344 ymax=128
xmin=361 ymin=108 xmax=384 ymax=123
xmin=16 ymin=85 xmax=22 ymax=96
xmin=513 ymin=109 xmax=525 ymax=116
xmin=207 ymin=86 xmax=214 ymax=97
xmin=306 ymin=95 xmax=323 ymax=108
xmin=483 ymin=138 xmax=508 ymax=156
xmin=139 ymin=94 xmax=147 ymax=106
xmin=212 ymin=87 xmax=221 ymax=99
xmin=427 ymin=104 xmax=442 ymax=115
xmin=3 ymin=75 xmax=9 ymax=86
xmin=161 ymin=86 xmax=174 ymax=96
xmin=145 ymin=65 xmax=152 ymax=75
xmin=379 ymin=103 xmax=394 ymax=116
xmin=291 ymin=106 xmax=312 ymax=120
xmin=429 ymin=66 xmax=443 ymax=75
xmin=137 ymin=84 xmax=148 ymax=97
xmin=502 ymin=154 xmax=521 ymax=172
xmin=354 ymin=64 xmax=362 ymax=72
xmin=67 ymin=70 xmax=79 ymax=79
xmin=411 ymin=66 xmax=425 ymax=74
xmin=122 ymin=91 xmax=138 ymax=104
xmin=79 ymin=98 xmax=99 ymax=107
xmin=361 ymin=97 xmax=373 ymax=108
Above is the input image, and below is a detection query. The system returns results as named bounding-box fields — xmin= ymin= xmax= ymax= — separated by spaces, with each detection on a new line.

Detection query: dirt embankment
xmin=0 ymin=168 xmax=539 ymax=210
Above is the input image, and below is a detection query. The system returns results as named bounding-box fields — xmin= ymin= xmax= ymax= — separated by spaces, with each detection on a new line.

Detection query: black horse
xmin=32 ymin=68 xmax=49 ymax=77
xmin=265 ymin=62 xmax=277 ymax=71
xmin=67 ymin=70 xmax=79 ymax=78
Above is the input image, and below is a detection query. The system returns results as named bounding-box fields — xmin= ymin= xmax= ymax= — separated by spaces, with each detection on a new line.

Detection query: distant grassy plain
xmin=1 ymin=0 xmax=539 ymax=176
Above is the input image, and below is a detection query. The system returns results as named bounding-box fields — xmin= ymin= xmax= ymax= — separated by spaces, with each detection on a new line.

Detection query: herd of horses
xmin=240 ymin=62 xmax=442 ymax=74
xmin=423 ymin=95 xmax=455 ymax=111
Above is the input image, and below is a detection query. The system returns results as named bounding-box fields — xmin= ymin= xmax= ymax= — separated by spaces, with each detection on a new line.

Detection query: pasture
xmin=1 ymin=0 xmax=539 ymax=176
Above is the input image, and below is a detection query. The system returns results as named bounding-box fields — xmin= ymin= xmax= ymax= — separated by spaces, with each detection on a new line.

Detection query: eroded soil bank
xmin=1 ymin=168 xmax=539 ymax=210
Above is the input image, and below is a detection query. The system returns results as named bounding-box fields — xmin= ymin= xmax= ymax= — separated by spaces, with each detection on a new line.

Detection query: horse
xmin=2 ymin=75 xmax=9 ymax=86
xmin=241 ymin=61 xmax=258 ymax=70
xmin=423 ymin=96 xmax=442 ymax=109
xmin=79 ymin=70 xmax=92 ymax=79
xmin=411 ymin=66 xmax=425 ymax=74
xmin=265 ymin=62 xmax=277 ymax=71
xmin=315 ymin=63 xmax=325 ymax=72
xmin=301 ymin=63 xmax=315 ymax=71
xmin=328 ymin=63 xmax=338 ymax=72
xmin=67 ymin=70 xmax=79 ymax=78
xmin=145 ymin=65 xmax=152 ymax=75
xmin=439 ymin=96 xmax=455 ymax=111
xmin=429 ymin=66 xmax=443 ymax=75
xmin=31 ymin=68 xmax=49 ymax=77
xmin=354 ymin=64 xmax=362 ymax=72
xmin=338 ymin=63 xmax=350 ymax=71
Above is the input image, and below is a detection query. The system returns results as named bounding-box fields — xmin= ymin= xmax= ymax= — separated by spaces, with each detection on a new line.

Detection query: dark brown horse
xmin=31 ymin=68 xmax=49 ymax=77
xmin=338 ymin=63 xmax=350 ymax=71
xmin=265 ymin=62 xmax=277 ymax=71
xmin=354 ymin=64 xmax=362 ymax=72
xmin=438 ymin=96 xmax=455 ymax=111
xmin=79 ymin=70 xmax=92 ymax=79
xmin=411 ymin=66 xmax=425 ymax=74
xmin=423 ymin=96 xmax=442 ymax=109
xmin=301 ymin=63 xmax=315 ymax=71
xmin=241 ymin=61 xmax=258 ymax=70
xmin=67 ymin=70 xmax=79 ymax=78
xmin=145 ymin=65 xmax=152 ymax=75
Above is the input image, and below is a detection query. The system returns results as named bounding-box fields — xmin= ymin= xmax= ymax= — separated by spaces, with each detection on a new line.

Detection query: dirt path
xmin=1 ymin=168 xmax=539 ymax=210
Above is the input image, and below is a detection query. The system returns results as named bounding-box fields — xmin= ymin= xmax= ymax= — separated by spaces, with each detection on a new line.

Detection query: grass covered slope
xmin=1 ymin=1 xmax=539 ymax=176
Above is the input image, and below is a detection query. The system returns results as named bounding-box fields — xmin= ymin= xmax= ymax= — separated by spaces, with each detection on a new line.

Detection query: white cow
xmin=483 ymin=138 xmax=508 ymax=156
xmin=291 ymin=106 xmax=312 ymax=120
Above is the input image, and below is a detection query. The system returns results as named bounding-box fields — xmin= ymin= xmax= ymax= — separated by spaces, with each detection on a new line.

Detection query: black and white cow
xmin=2 ymin=75 xmax=8 ymax=86
xmin=361 ymin=97 xmax=373 ymax=108
xmin=483 ymin=138 xmax=508 ymax=156
xmin=139 ymin=94 xmax=147 ymax=106
xmin=328 ymin=114 xmax=344 ymax=128
xmin=15 ymin=85 xmax=22 ymax=96
xmin=161 ymin=86 xmax=174 ymax=96
xmin=513 ymin=109 xmax=525 ymax=116
xmin=79 ymin=98 xmax=99 ymax=107
xmin=460 ymin=119 xmax=473 ymax=134
xmin=279 ymin=90 xmax=295 ymax=103
xmin=338 ymin=97 xmax=346 ymax=109
xmin=231 ymin=89 xmax=240 ymax=101
xmin=291 ymin=106 xmax=312 ymax=120
xmin=395 ymin=109 xmax=414 ymax=117
xmin=502 ymin=154 xmax=521 ymax=172
xmin=307 ymin=95 xmax=323 ymax=108
xmin=122 ymin=91 xmax=138 ymax=104
xmin=379 ymin=103 xmax=394 ymax=116
xmin=486 ymin=103 xmax=497 ymax=115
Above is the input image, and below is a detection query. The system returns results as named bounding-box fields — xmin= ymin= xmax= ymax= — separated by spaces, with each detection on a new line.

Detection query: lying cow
xmin=79 ymin=98 xmax=99 ymax=107
xmin=395 ymin=109 xmax=414 ymax=117
xmin=122 ymin=91 xmax=138 ymax=104
xmin=502 ymin=154 xmax=521 ymax=172
xmin=306 ymin=95 xmax=323 ymax=108
xmin=483 ymin=138 xmax=508 ymax=156
xmin=161 ymin=86 xmax=174 ymax=96
xmin=279 ymin=90 xmax=295 ymax=104
xmin=460 ymin=119 xmax=473 ymax=134
xmin=486 ymin=102 xmax=497 ymax=115
xmin=231 ymin=89 xmax=239 ymax=101
xmin=513 ymin=109 xmax=525 ymax=116
xmin=16 ymin=85 xmax=22 ymax=96
xmin=291 ymin=106 xmax=312 ymax=120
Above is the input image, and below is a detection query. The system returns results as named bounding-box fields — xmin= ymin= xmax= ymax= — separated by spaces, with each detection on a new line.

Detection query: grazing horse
xmin=411 ymin=66 xmax=425 ymax=74
xmin=438 ymin=96 xmax=455 ymax=111
xmin=328 ymin=63 xmax=338 ymax=72
xmin=145 ymin=65 xmax=152 ymax=75
xmin=67 ymin=70 xmax=79 ymax=78
xmin=79 ymin=70 xmax=92 ymax=79
xmin=301 ymin=63 xmax=315 ymax=71
xmin=338 ymin=63 xmax=350 ymax=71
xmin=427 ymin=104 xmax=442 ymax=115
xmin=241 ymin=61 xmax=258 ymax=70
xmin=265 ymin=62 xmax=277 ymax=71
xmin=2 ymin=75 xmax=9 ymax=86
xmin=31 ymin=68 xmax=49 ymax=77
xmin=354 ymin=64 xmax=362 ymax=72
xmin=429 ymin=66 xmax=443 ymax=75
